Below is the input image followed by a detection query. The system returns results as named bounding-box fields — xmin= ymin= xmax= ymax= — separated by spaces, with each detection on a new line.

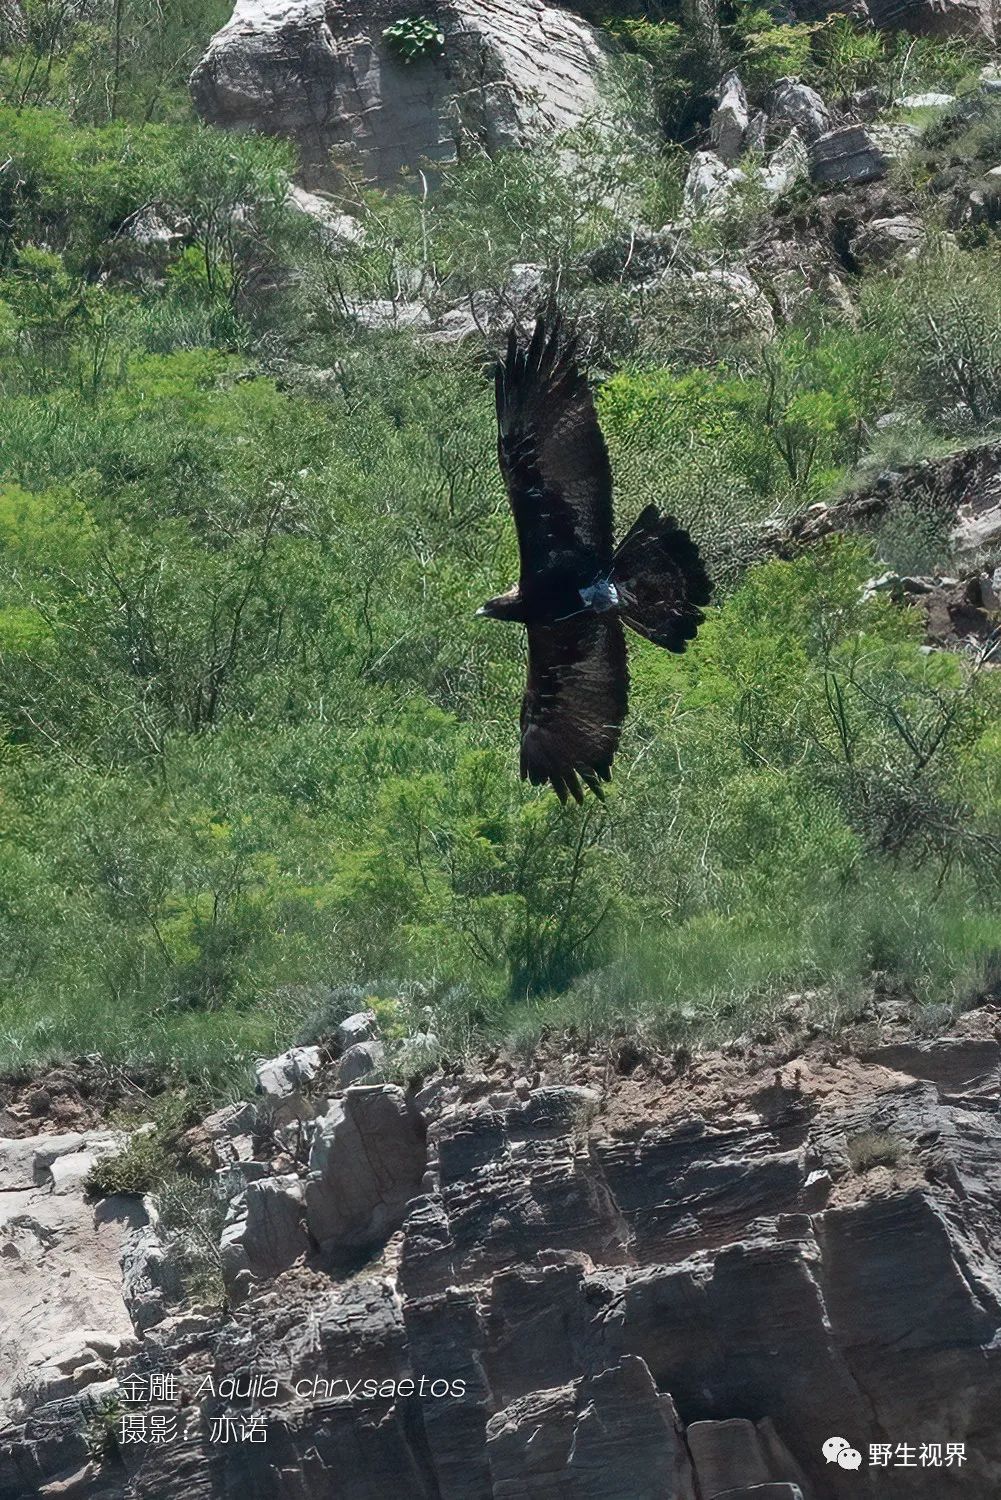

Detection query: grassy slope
xmin=1 ymin=7 xmax=1001 ymax=1092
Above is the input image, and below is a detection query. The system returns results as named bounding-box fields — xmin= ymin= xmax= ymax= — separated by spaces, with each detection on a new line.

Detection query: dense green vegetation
xmin=2 ymin=1 xmax=1001 ymax=1090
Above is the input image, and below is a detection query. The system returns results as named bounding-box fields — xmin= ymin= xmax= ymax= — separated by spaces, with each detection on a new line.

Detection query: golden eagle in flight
xmin=477 ymin=314 xmax=711 ymax=804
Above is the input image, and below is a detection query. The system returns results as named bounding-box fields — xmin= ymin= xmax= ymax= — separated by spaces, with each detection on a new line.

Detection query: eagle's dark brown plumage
xmin=479 ymin=313 xmax=711 ymax=804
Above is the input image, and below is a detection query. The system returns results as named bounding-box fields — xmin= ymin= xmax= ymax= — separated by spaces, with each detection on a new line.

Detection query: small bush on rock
xmin=848 ymin=1130 xmax=906 ymax=1172
xmin=85 ymin=1129 xmax=170 ymax=1196
xmin=382 ymin=16 xmax=445 ymax=65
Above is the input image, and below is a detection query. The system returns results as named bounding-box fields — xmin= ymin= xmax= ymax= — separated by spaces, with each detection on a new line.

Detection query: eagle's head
xmin=476 ymin=585 xmax=524 ymax=621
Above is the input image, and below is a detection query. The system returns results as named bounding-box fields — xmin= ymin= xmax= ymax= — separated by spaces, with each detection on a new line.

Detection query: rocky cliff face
xmin=190 ymin=0 xmax=611 ymax=189
xmin=4 ymin=1002 xmax=1001 ymax=1498
xmin=792 ymin=0 xmax=997 ymax=42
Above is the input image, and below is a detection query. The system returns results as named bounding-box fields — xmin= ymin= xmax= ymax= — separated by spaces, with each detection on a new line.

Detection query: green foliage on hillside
xmin=1 ymin=9 xmax=1001 ymax=1089
xmin=2 ymin=0 xmax=229 ymax=122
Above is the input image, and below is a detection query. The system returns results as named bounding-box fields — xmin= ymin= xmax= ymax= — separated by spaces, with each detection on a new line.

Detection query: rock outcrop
xmin=190 ymin=0 xmax=611 ymax=189
xmin=770 ymin=78 xmax=831 ymax=143
xmin=776 ymin=441 xmax=1001 ymax=564
xmin=866 ymin=0 xmax=996 ymax=42
xmin=682 ymin=150 xmax=747 ymax=220
xmin=0 ymin=1128 xmax=145 ymax=1426
xmin=809 ymin=125 xmax=888 ymax=186
xmin=710 ymin=71 xmax=750 ymax=164
xmin=863 ymin=570 xmax=1000 ymax=651
xmin=848 ymin=211 xmax=924 ymax=265
xmin=5 ymin=1002 xmax=1001 ymax=1497
xmin=791 ymin=0 xmax=996 ymax=42
xmin=305 ymin=1084 xmax=427 ymax=1254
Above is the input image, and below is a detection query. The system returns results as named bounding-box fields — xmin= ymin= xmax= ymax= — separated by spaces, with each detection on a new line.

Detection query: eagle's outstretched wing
xmin=521 ymin=614 xmax=628 ymax=804
xmin=495 ymin=313 xmax=614 ymax=578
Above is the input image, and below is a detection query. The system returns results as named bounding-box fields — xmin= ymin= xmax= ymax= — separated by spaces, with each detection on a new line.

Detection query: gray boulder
xmin=688 ymin=1418 xmax=807 ymax=1497
xmin=0 ymin=1128 xmax=126 ymax=1193
xmin=657 ymin=268 xmax=776 ymax=345
xmin=950 ymin=451 xmax=1001 ymax=558
xmin=0 ymin=1134 xmax=40 ymax=1190
xmin=746 ymin=109 xmax=769 ymax=153
xmin=849 ymin=213 xmax=925 ymax=264
xmin=122 ymin=205 xmax=182 ymax=248
xmin=286 ymin=184 xmax=364 ymax=247
xmin=809 ymin=125 xmax=887 ymax=186
xmin=255 ymin=1044 xmax=322 ymax=1123
xmin=104 ymin=205 xmax=187 ymax=286
xmin=338 ymin=1038 xmax=385 ymax=1085
xmin=710 ymin=71 xmax=749 ymax=164
xmin=761 ymin=128 xmax=808 ymax=197
xmin=427 ymin=263 xmax=545 ymax=343
xmin=682 ymin=150 xmax=746 ymax=219
xmin=349 ymin=298 xmax=432 ymax=330
xmin=770 ymin=78 xmax=830 ymax=143
xmin=335 ymin=1009 xmax=379 ymax=1049
xmin=255 ymin=1044 xmax=321 ymax=1098
xmin=305 ymin=1085 xmax=427 ymax=1252
xmin=120 ymin=1207 xmax=188 ymax=1332
xmin=183 ymin=1100 xmax=257 ymax=1171
xmin=868 ymin=122 xmax=920 ymax=162
xmin=868 ymin=0 xmax=995 ymax=42
xmin=897 ymin=90 xmax=955 ymax=107
xmin=219 ymin=1174 xmax=310 ymax=1300
xmin=191 ymin=0 xmax=611 ymax=191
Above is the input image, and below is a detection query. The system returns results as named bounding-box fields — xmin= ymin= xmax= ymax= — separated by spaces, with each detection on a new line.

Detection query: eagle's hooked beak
xmin=477 ymin=588 xmax=523 ymax=621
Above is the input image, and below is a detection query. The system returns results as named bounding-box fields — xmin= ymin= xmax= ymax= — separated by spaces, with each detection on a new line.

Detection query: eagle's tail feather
xmin=612 ymin=505 xmax=711 ymax=652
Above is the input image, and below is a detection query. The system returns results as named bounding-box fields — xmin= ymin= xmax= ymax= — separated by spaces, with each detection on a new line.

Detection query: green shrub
xmin=848 ymin=1130 xmax=905 ymax=1172
xmin=294 ymin=984 xmax=376 ymax=1045
xmin=81 ymin=1397 xmax=124 ymax=1462
xmin=382 ymin=15 xmax=445 ymax=64
xmin=1 ymin=0 xmax=231 ymax=123
xmin=809 ymin=18 xmax=985 ymax=102
xmin=605 ymin=18 xmax=719 ymax=136
xmin=156 ymin=1173 xmax=228 ymax=1307
xmin=85 ymin=1129 xmax=169 ymax=1195
xmin=863 ymin=244 xmax=1001 ymax=429
xmin=731 ymin=7 xmax=818 ymax=95
xmin=811 ymin=17 xmax=887 ymax=99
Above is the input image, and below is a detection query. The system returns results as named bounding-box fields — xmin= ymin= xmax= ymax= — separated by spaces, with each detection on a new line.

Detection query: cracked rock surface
xmin=4 ymin=1003 xmax=1001 ymax=1496
xmin=190 ymin=0 xmax=611 ymax=189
